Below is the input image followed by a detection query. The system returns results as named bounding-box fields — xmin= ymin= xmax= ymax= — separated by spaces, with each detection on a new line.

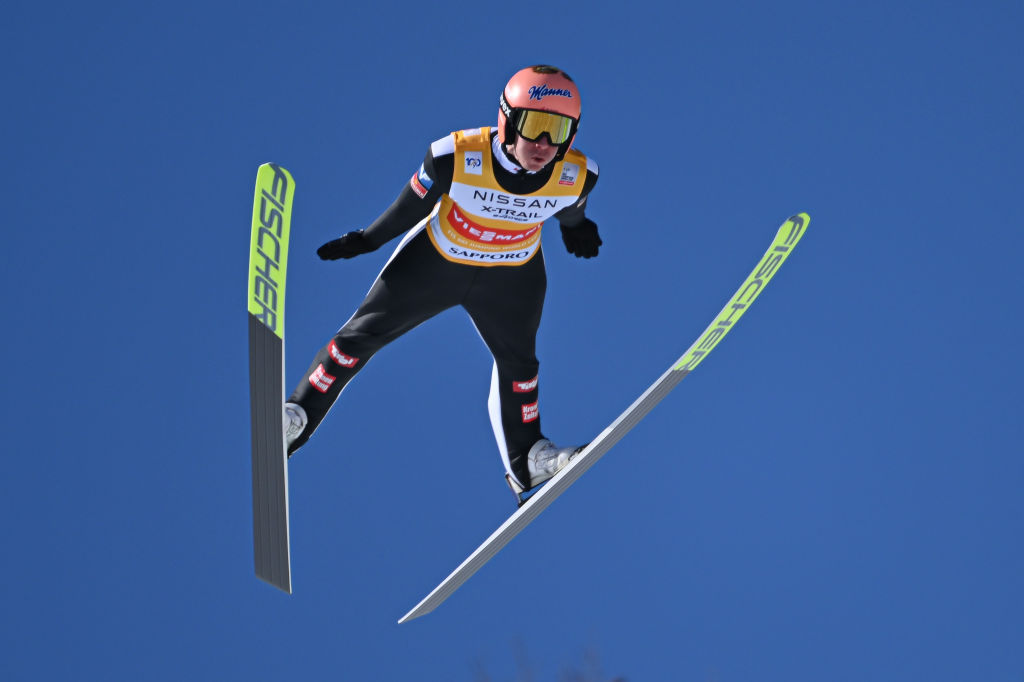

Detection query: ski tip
xmin=258 ymin=161 xmax=294 ymax=179
xmin=398 ymin=605 xmax=430 ymax=624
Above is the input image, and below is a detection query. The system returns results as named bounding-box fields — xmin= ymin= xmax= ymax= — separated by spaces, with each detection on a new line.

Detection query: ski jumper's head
xmin=498 ymin=65 xmax=581 ymax=171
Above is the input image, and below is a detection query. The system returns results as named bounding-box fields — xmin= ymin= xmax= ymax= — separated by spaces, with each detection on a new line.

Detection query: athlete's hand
xmin=560 ymin=219 xmax=602 ymax=258
xmin=317 ymin=231 xmax=377 ymax=260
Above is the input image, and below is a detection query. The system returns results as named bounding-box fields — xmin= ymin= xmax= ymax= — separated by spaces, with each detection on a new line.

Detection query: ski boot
xmin=506 ymin=439 xmax=585 ymax=506
xmin=284 ymin=402 xmax=307 ymax=457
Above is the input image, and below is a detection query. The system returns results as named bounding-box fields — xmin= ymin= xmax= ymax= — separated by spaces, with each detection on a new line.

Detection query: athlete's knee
xmin=323 ymin=335 xmax=364 ymax=371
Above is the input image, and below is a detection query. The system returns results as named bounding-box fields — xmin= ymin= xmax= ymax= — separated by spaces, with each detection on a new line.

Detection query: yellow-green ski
xmin=248 ymin=163 xmax=295 ymax=594
xmin=249 ymin=163 xmax=294 ymax=338
xmin=399 ymin=213 xmax=809 ymax=623
xmin=674 ymin=212 xmax=808 ymax=372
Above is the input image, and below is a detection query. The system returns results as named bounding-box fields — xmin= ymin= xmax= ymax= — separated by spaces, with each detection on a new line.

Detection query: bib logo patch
xmin=559 ymin=162 xmax=579 ymax=186
xmin=464 ymin=151 xmax=483 ymax=175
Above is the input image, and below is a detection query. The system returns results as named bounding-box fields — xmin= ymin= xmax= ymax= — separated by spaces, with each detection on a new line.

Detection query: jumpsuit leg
xmin=287 ymin=229 xmax=470 ymax=453
xmin=462 ymin=250 xmax=547 ymax=489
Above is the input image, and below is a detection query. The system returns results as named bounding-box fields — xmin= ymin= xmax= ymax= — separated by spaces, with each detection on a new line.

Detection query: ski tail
xmin=248 ymin=163 xmax=295 ymax=593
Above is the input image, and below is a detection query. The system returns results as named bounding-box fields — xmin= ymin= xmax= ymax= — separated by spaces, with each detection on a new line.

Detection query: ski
xmin=398 ymin=212 xmax=809 ymax=623
xmin=248 ymin=163 xmax=295 ymax=593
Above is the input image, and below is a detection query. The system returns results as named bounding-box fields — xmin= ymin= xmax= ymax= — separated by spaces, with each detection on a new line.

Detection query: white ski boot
xmin=505 ymin=438 xmax=585 ymax=506
xmin=527 ymin=438 xmax=584 ymax=487
xmin=284 ymin=402 xmax=307 ymax=454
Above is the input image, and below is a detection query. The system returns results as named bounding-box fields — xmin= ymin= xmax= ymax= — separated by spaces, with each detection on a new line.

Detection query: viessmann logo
xmin=250 ymin=164 xmax=291 ymax=333
xmin=448 ymin=204 xmax=539 ymax=244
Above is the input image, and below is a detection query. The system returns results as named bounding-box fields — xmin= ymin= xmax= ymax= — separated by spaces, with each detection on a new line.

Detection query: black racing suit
xmin=288 ymin=130 xmax=599 ymax=489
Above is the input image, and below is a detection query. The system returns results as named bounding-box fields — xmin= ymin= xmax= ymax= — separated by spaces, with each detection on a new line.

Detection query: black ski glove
xmin=560 ymin=218 xmax=602 ymax=258
xmin=317 ymin=230 xmax=377 ymax=260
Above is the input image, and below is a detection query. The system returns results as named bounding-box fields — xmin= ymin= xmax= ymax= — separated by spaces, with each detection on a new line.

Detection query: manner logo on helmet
xmin=309 ymin=364 xmax=336 ymax=393
xmin=528 ymin=84 xmax=574 ymax=102
xmin=521 ymin=401 xmax=539 ymax=423
xmin=464 ymin=151 xmax=483 ymax=175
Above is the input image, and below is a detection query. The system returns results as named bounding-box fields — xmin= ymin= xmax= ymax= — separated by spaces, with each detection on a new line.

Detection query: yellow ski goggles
xmin=514 ymin=110 xmax=576 ymax=145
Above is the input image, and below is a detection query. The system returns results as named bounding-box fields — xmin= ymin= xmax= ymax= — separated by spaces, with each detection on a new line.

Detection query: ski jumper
xmin=288 ymin=127 xmax=599 ymax=489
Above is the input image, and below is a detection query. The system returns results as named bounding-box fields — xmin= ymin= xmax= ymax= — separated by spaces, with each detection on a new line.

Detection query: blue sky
xmin=4 ymin=1 xmax=1022 ymax=680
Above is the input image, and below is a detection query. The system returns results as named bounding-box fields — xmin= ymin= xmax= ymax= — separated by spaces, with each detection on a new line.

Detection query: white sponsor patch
xmin=558 ymin=162 xmax=579 ymax=186
xmin=464 ymin=151 xmax=483 ymax=175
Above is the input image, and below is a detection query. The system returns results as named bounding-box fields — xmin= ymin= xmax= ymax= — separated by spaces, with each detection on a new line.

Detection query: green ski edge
xmin=248 ymin=163 xmax=294 ymax=340
xmin=673 ymin=212 xmax=808 ymax=373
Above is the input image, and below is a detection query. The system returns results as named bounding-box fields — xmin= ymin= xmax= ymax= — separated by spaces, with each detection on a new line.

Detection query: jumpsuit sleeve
xmin=361 ymin=139 xmax=455 ymax=250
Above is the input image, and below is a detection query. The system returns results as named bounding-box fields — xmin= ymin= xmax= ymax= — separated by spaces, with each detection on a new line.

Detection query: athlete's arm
xmin=319 ymin=139 xmax=455 ymax=261
xmin=360 ymin=139 xmax=455 ymax=249
xmin=554 ymin=159 xmax=601 ymax=258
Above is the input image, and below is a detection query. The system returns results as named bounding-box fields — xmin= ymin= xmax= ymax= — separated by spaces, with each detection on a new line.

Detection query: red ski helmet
xmin=498 ymin=65 xmax=581 ymax=162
